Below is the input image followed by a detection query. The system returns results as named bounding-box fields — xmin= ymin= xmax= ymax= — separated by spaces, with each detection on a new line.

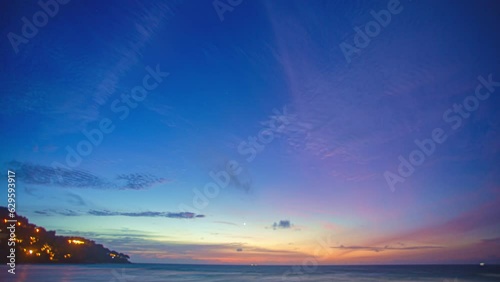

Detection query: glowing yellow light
xmin=68 ymin=240 xmax=72 ymax=243
xmin=28 ymin=250 xmax=33 ymax=255
xmin=36 ymin=228 xmax=40 ymax=232
xmin=17 ymin=222 xmax=21 ymax=226
xmin=71 ymin=239 xmax=84 ymax=244
xmin=3 ymin=219 xmax=7 ymax=223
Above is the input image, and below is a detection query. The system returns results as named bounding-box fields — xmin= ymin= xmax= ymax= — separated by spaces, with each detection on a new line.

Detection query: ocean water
xmin=1 ymin=264 xmax=499 ymax=282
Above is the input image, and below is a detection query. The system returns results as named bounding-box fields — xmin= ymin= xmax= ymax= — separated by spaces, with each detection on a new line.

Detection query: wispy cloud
xmin=55 ymin=227 xmax=163 ymax=240
xmin=36 ymin=209 xmax=205 ymax=219
xmin=480 ymin=237 xmax=500 ymax=245
xmin=65 ymin=192 xmax=87 ymax=206
xmin=10 ymin=161 xmax=169 ymax=190
xmin=262 ymin=1 xmax=492 ymax=187
xmin=213 ymin=221 xmax=239 ymax=226
xmin=115 ymin=173 xmax=170 ymax=190
xmin=36 ymin=209 xmax=81 ymax=216
xmin=332 ymin=244 xmax=443 ymax=253
xmin=211 ymin=161 xmax=252 ymax=193
xmin=91 ymin=1 xmax=177 ymax=106
xmin=337 ymin=198 xmax=500 ymax=259
xmin=34 ymin=211 xmax=49 ymax=215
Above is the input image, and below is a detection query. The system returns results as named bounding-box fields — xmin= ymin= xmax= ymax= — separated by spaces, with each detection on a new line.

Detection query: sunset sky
xmin=1 ymin=0 xmax=499 ymax=264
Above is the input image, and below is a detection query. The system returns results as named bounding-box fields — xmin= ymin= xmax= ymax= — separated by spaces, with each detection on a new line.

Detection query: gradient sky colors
xmin=1 ymin=0 xmax=500 ymax=264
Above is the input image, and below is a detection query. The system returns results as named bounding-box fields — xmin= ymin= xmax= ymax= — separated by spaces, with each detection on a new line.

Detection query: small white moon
xmin=243 ymin=222 xmax=246 ymax=226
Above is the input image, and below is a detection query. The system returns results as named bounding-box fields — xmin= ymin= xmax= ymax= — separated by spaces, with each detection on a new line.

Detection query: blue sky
xmin=1 ymin=0 xmax=500 ymax=264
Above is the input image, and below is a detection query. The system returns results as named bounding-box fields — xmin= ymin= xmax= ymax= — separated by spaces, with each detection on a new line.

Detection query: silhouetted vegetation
xmin=0 ymin=207 xmax=130 ymax=264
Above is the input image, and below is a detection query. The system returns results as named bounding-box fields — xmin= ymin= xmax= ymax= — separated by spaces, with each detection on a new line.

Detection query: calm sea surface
xmin=1 ymin=264 xmax=499 ymax=281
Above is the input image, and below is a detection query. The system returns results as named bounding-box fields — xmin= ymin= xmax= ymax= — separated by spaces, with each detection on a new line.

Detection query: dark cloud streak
xmin=272 ymin=220 xmax=292 ymax=230
xmin=332 ymin=244 xmax=443 ymax=253
xmin=9 ymin=161 xmax=168 ymax=190
xmin=36 ymin=209 xmax=205 ymax=219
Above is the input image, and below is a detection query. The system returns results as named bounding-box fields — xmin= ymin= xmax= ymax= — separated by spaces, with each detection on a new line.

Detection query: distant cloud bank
xmin=272 ymin=220 xmax=292 ymax=230
xmin=35 ymin=209 xmax=205 ymax=219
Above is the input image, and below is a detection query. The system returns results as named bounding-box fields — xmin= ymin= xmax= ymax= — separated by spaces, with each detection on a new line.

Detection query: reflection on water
xmin=1 ymin=264 xmax=499 ymax=282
